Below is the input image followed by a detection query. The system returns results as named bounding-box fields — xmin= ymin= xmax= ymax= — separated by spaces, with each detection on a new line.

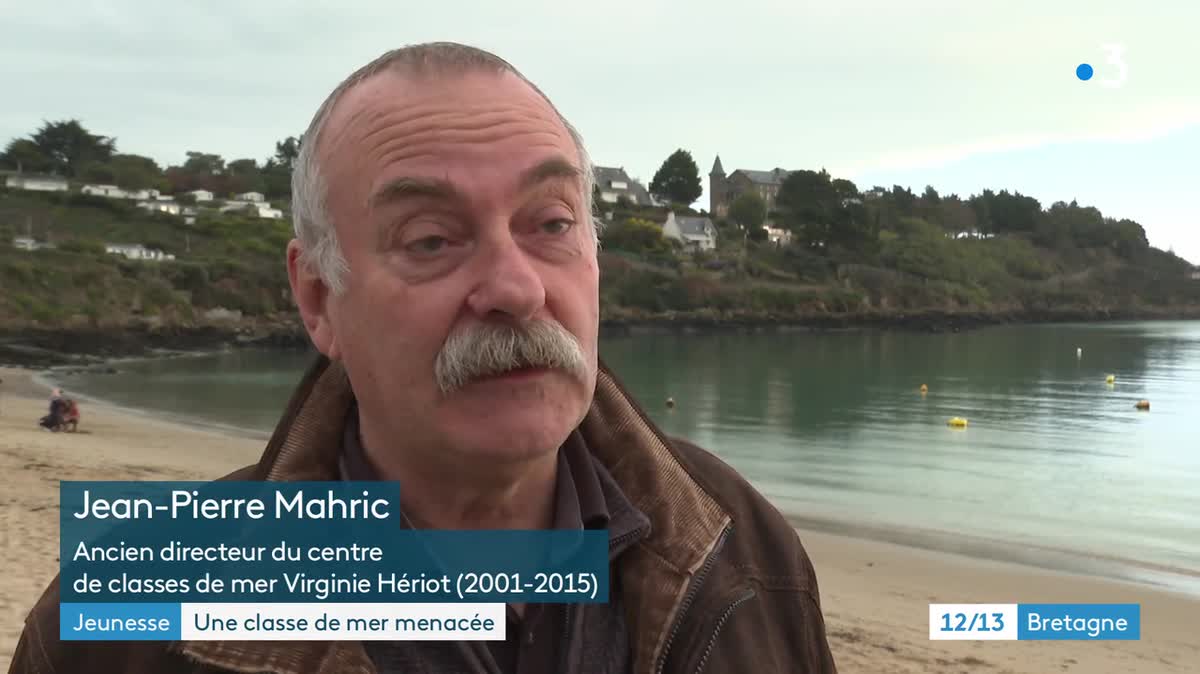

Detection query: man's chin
xmin=445 ymin=425 xmax=573 ymax=463
xmin=437 ymin=401 xmax=585 ymax=459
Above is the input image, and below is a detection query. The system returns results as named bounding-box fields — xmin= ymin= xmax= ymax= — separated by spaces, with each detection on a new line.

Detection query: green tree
xmin=917 ymin=185 xmax=942 ymax=225
xmin=227 ymin=158 xmax=265 ymax=194
xmin=649 ymin=149 xmax=703 ymax=205
xmin=880 ymin=217 xmax=963 ymax=281
xmin=269 ymin=136 xmax=302 ymax=170
xmin=831 ymin=178 xmax=860 ymax=202
xmin=1036 ymin=200 xmax=1092 ymax=249
xmin=0 ymin=138 xmax=53 ymax=173
xmin=262 ymin=135 xmax=301 ymax=200
xmin=829 ymin=196 xmax=874 ymax=254
xmin=777 ymin=170 xmax=836 ymax=221
xmin=109 ymin=154 xmax=163 ymax=191
xmin=727 ymin=192 xmax=766 ymax=228
xmin=939 ymin=194 xmax=978 ymax=236
xmin=968 ymin=189 xmax=994 ymax=234
xmin=165 ymin=152 xmax=228 ymax=194
xmin=921 ymin=185 xmax=941 ymax=204
xmin=182 ymin=152 xmax=226 ymax=176
xmin=890 ymin=185 xmax=917 ymax=216
xmin=972 ymin=189 xmax=1041 ymax=235
xmin=775 ymin=169 xmax=837 ymax=248
xmin=79 ymin=161 xmax=116 ymax=184
xmin=28 ymin=119 xmax=116 ymax=177
xmin=1110 ymin=218 xmax=1149 ymax=259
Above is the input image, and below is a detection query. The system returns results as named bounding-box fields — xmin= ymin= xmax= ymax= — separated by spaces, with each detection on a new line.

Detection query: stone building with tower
xmin=708 ymin=155 xmax=792 ymax=218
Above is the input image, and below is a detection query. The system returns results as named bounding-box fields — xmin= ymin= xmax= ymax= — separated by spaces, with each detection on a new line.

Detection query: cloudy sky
xmin=3 ymin=0 xmax=1197 ymax=262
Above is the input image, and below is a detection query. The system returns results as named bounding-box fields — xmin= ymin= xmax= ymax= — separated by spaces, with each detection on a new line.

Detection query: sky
xmin=2 ymin=0 xmax=1197 ymax=262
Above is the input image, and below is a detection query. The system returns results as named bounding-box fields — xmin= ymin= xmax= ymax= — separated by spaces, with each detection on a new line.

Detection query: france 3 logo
xmin=1076 ymin=44 xmax=1128 ymax=88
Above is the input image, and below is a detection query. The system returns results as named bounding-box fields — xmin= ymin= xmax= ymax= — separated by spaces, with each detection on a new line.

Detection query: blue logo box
xmin=61 ymin=603 xmax=181 ymax=641
xmin=1018 ymin=604 xmax=1140 ymax=640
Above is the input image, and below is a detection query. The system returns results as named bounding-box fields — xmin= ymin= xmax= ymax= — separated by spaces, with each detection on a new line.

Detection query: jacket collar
xmin=176 ymin=355 xmax=730 ymax=674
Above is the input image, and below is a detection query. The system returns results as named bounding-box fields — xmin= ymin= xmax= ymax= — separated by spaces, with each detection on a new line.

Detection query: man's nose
xmin=465 ymin=234 xmax=546 ymax=321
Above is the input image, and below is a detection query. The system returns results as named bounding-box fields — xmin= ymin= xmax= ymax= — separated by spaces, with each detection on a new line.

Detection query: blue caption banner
xmin=929 ymin=603 xmax=1140 ymax=641
xmin=1018 ymin=603 xmax=1140 ymax=640
xmin=61 ymin=481 xmax=608 ymax=604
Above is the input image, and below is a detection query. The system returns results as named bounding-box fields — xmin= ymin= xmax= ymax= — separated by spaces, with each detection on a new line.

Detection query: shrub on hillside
xmin=600 ymin=218 xmax=672 ymax=258
xmin=58 ymin=238 xmax=106 ymax=256
xmin=782 ymin=245 xmax=834 ymax=281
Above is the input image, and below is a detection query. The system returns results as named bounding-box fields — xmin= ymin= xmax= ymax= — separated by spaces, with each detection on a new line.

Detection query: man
xmin=9 ymin=42 xmax=837 ymax=673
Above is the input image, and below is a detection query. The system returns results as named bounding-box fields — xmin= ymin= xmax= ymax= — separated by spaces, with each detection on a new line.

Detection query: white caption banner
xmin=180 ymin=603 xmax=506 ymax=641
xmin=929 ymin=603 xmax=1018 ymax=641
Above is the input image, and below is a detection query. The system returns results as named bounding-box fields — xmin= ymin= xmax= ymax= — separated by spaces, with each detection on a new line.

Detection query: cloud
xmin=837 ymin=101 xmax=1200 ymax=178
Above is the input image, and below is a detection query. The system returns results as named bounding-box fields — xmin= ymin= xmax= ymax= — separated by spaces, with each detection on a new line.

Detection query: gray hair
xmin=291 ymin=42 xmax=598 ymax=294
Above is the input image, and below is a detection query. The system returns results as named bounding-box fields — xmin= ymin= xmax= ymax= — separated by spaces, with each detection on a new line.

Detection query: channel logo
xmin=1076 ymin=44 xmax=1128 ymax=88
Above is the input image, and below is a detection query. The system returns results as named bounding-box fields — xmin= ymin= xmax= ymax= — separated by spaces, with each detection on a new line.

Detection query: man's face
xmin=297 ymin=69 xmax=600 ymax=465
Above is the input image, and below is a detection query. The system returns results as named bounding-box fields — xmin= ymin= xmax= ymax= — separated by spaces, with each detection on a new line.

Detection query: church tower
xmin=709 ymin=155 xmax=726 ymax=216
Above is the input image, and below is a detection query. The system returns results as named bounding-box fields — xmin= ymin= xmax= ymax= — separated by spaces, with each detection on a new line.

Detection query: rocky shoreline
xmin=598 ymin=305 xmax=1200 ymax=336
xmin=2 ymin=306 xmax=1198 ymax=369
xmin=0 ymin=321 xmax=310 ymax=369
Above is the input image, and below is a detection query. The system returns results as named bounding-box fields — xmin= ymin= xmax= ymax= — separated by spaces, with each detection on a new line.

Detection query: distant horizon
xmin=2 ymin=0 xmax=1196 ymax=262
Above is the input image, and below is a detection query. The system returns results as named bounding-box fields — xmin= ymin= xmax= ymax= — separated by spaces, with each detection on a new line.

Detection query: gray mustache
xmin=434 ymin=321 xmax=588 ymax=394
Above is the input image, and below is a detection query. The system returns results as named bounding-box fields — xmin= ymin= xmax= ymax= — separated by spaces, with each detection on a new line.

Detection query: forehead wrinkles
xmin=363 ymin=110 xmax=570 ymax=167
xmin=321 ymin=73 xmax=576 ymax=169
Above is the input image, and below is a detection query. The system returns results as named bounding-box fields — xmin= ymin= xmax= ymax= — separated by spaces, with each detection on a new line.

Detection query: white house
xmin=11 ymin=237 xmax=54 ymax=251
xmin=662 ymin=211 xmax=718 ymax=252
xmin=593 ymin=166 xmax=654 ymax=206
xmin=81 ymin=184 xmax=161 ymax=200
xmin=4 ymin=173 xmax=69 ymax=192
xmin=82 ymin=184 xmax=130 ymax=198
xmin=234 ymin=191 xmax=265 ymax=203
xmin=220 ymin=200 xmax=283 ymax=219
xmin=137 ymin=199 xmax=182 ymax=216
xmin=105 ymin=243 xmax=175 ymax=262
xmin=187 ymin=189 xmax=214 ymax=202
xmin=765 ymin=226 xmax=792 ymax=246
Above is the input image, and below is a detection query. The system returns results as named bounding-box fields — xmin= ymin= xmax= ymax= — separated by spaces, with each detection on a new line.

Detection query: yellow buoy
xmin=920 ymin=384 xmax=928 ymax=394
xmin=1135 ymin=400 xmax=1150 ymax=411
xmin=665 ymin=397 xmax=676 ymax=409
xmin=1106 ymin=375 xmax=1115 ymax=385
xmin=947 ymin=417 xmax=968 ymax=428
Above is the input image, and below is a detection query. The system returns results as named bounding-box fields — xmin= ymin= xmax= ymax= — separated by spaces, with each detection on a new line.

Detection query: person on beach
xmin=9 ymin=42 xmax=837 ymax=674
xmin=61 ymin=397 xmax=80 ymax=432
xmin=38 ymin=389 xmax=67 ymax=431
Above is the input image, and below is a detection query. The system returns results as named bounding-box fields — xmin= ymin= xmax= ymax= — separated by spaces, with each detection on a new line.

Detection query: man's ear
xmin=286 ymin=239 xmax=341 ymax=360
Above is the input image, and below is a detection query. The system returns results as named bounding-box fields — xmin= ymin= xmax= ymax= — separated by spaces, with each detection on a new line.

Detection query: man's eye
xmin=405 ymin=236 xmax=448 ymax=254
xmin=541 ymin=219 xmax=575 ymax=235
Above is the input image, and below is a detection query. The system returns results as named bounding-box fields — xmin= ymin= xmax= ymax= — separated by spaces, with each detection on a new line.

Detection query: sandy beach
xmin=1 ymin=365 xmax=1197 ymax=673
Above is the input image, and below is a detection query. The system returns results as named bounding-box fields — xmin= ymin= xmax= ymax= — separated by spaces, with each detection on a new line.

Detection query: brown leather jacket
xmin=8 ymin=357 xmax=838 ymax=673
